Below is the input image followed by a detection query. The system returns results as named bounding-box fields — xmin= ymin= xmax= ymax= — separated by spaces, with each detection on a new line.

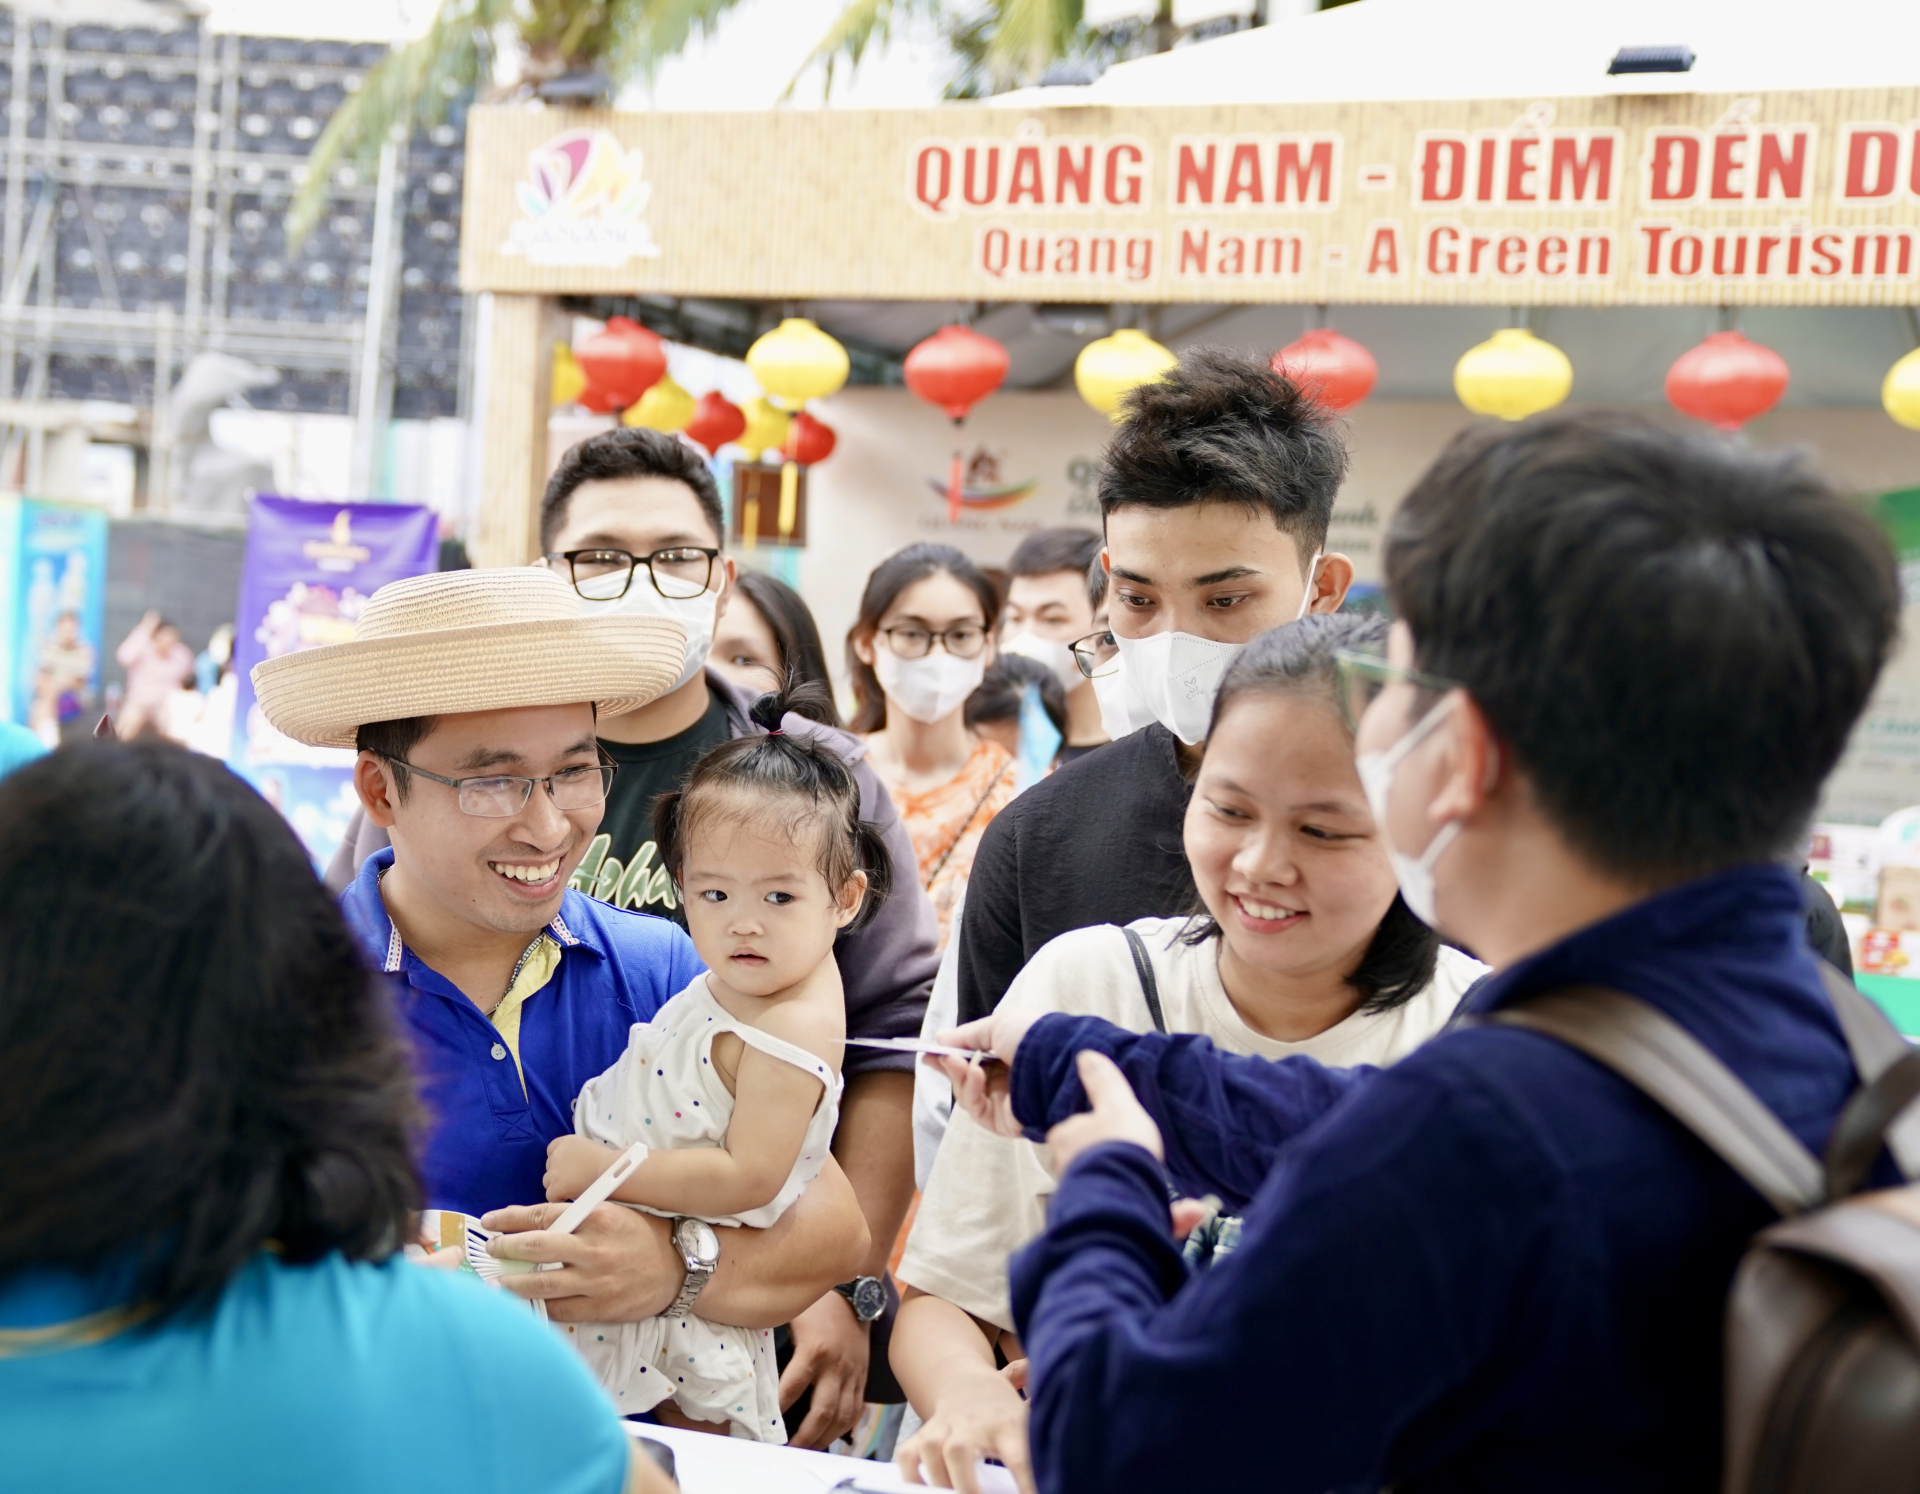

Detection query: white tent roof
xmin=999 ymin=0 xmax=1920 ymax=107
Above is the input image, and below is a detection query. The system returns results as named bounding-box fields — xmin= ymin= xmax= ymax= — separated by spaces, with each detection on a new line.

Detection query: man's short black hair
xmin=355 ymin=716 xmax=436 ymax=802
xmin=1008 ymin=526 xmax=1102 ymax=580
xmin=1099 ymin=347 xmax=1348 ymax=562
xmin=540 ymin=427 xmax=725 ymax=554
xmin=1385 ymin=410 xmax=1899 ymax=885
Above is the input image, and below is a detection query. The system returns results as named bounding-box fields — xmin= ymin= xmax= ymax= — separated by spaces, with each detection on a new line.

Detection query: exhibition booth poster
xmin=0 ymin=497 xmax=109 ymax=741
xmin=229 ymin=497 xmax=438 ymax=865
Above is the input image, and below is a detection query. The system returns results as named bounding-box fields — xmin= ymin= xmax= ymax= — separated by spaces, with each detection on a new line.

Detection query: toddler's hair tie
xmin=766 ymin=727 xmax=784 ymax=736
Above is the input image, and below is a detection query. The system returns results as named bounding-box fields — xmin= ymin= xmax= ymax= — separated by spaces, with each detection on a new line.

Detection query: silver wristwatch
xmin=665 ymin=1217 xmax=720 ymax=1320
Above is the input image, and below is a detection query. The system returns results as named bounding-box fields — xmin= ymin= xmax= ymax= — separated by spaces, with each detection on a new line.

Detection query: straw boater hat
xmin=252 ymin=568 xmax=688 ymax=749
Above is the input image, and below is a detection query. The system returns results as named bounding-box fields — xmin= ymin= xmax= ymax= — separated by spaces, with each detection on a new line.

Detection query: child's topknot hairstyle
xmin=652 ymin=677 xmax=893 ymax=932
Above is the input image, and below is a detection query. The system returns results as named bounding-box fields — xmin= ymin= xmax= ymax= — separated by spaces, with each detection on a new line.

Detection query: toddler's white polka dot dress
xmin=563 ymin=975 xmax=842 ymax=1441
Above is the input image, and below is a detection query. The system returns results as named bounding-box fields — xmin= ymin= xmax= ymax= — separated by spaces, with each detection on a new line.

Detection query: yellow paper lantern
xmin=1453 ymin=328 xmax=1573 ymax=421
xmin=1075 ymin=328 xmax=1178 ymax=420
xmin=622 ymin=374 xmax=695 ymax=433
xmin=736 ymin=397 xmax=792 ymax=462
xmin=1884 ymin=348 xmax=1920 ymax=431
xmin=745 ymin=318 xmax=850 ymax=409
xmin=551 ymin=343 xmax=587 ymax=407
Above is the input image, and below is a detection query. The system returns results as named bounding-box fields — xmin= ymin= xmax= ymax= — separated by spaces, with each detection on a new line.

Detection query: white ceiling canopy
xmin=1021 ymin=0 xmax=1920 ymax=106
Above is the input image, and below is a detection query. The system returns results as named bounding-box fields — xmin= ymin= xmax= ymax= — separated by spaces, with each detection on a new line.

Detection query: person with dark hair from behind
xmin=938 ymin=411 xmax=1904 ymax=1492
xmin=965 ymin=654 xmax=1068 ymax=769
xmin=322 ymin=428 xmax=938 ymax=1447
xmin=955 ymin=349 xmax=1353 ymax=1025
xmin=0 ymin=742 xmax=663 ymax=1494
xmin=711 ymin=569 xmax=842 ymax=722
xmin=891 ymin=615 xmax=1485 ymax=1493
xmin=849 ymin=543 xmax=1018 ymax=953
xmin=997 ymin=527 xmax=1107 ymax=765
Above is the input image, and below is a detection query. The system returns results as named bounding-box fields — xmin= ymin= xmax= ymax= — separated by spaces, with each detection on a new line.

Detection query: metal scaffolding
xmin=0 ymin=7 xmax=465 ymax=509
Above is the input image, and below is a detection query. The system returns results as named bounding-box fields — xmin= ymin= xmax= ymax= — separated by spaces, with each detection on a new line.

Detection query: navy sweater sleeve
xmin=1010 ymin=1013 xmax=1377 ymax=1211
xmin=1008 ymin=1053 xmax=1567 ymax=1494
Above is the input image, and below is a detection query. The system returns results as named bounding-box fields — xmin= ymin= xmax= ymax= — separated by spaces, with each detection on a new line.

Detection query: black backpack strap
xmin=1818 ymin=964 xmax=1920 ymax=1180
xmin=1489 ymin=987 xmax=1824 ymax=1216
xmin=1123 ymin=926 xmax=1168 ymax=1034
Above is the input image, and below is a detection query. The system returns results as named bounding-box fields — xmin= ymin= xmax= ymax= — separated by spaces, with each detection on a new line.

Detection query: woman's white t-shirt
xmin=897 ymin=916 xmax=1486 ymax=1331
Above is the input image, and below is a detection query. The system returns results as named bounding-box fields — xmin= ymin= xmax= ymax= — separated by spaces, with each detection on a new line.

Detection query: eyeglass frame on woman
xmin=1331 ymin=648 xmax=1463 ymax=733
xmin=1069 ymin=628 xmax=1119 ymax=680
xmin=876 ymin=623 xmax=990 ymax=660
xmin=380 ymin=749 xmax=619 ymax=819
xmin=544 ymin=547 xmax=721 ymax=602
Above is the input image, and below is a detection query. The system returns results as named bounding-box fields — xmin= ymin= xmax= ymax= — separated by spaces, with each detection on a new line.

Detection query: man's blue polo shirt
xmin=341 ymin=847 xmax=704 ymax=1216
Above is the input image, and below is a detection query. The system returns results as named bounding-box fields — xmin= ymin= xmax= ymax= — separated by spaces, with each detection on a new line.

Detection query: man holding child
xmin=253 ymin=565 xmax=875 ymax=1440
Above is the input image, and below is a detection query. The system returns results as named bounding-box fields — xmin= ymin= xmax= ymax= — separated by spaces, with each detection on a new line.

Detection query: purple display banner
xmin=229 ymin=497 xmax=439 ymax=865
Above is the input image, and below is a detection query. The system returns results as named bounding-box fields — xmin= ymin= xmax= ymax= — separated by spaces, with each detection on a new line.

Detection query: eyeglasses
xmin=1331 ymin=648 xmax=1461 ymax=732
xmin=1069 ymin=629 xmax=1119 ymax=680
xmin=385 ymin=751 xmax=618 ymax=818
xmin=546 ymin=548 xmax=720 ymax=602
xmin=879 ymin=623 xmax=989 ymax=660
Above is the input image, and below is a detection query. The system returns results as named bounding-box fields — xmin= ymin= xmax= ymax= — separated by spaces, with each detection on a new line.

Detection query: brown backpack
xmin=1490 ymin=968 xmax=1920 ymax=1494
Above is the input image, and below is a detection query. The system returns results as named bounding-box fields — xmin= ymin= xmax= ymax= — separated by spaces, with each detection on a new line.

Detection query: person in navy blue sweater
xmin=934 ymin=410 xmax=1902 ymax=1494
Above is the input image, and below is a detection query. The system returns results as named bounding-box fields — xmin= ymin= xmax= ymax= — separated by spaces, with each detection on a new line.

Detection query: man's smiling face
xmin=365 ymin=703 xmax=604 ymax=938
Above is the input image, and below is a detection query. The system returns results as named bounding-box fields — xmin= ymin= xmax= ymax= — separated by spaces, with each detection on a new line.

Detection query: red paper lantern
xmin=904 ymin=324 xmax=1010 ymax=522
xmin=1272 ymin=328 xmax=1378 ymax=413
xmin=1665 ymin=331 xmax=1789 ymax=431
xmin=904 ymin=324 xmax=1010 ymax=420
xmin=785 ymin=411 xmax=836 ymax=466
xmin=684 ymin=390 xmax=747 ymax=455
xmin=577 ymin=383 xmax=619 ymax=415
xmin=574 ymin=316 xmax=667 ymax=408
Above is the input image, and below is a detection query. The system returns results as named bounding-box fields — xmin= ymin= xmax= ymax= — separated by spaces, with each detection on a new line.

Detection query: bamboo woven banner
xmin=459 ymin=90 xmax=1920 ymax=306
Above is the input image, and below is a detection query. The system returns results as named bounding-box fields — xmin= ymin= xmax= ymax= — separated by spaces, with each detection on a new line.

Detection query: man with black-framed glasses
xmin=322 ymin=427 xmax=938 ymax=1450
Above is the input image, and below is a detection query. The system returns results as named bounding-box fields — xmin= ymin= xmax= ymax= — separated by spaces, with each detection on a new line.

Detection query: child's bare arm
xmin=604 ymin=1050 xmax=823 ymax=1217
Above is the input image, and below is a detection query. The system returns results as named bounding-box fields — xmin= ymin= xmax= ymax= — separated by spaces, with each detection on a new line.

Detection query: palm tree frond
xmin=982 ymin=0 xmax=1080 ymax=90
xmin=604 ymin=0 xmax=753 ymax=86
xmin=779 ymin=0 xmax=942 ymax=102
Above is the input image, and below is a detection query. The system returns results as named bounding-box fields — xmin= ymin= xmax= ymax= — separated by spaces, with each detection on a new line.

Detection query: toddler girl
xmin=541 ymin=683 xmax=892 ymax=1440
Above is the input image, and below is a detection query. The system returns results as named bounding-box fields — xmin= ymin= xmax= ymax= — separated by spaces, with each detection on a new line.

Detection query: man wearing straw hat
xmin=252 ymin=567 xmax=869 ymax=1368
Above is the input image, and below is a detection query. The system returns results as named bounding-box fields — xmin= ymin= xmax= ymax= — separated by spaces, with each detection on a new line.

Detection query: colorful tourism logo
xmin=924 ymin=448 xmax=1039 ymax=511
xmin=504 ymin=128 xmax=660 ymax=268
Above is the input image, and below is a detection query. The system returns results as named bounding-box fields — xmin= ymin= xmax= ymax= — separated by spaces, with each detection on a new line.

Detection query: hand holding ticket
xmin=918 ymin=1010 xmax=1044 ymax=1140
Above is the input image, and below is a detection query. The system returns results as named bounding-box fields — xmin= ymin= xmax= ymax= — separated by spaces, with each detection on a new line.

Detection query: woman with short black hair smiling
xmin=0 ymin=742 xmax=645 ymax=1494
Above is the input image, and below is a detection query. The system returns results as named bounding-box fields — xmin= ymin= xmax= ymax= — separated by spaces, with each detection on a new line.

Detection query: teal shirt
xmin=0 ymin=1251 xmax=631 ymax=1494
xmin=0 ymin=720 xmax=47 ymax=778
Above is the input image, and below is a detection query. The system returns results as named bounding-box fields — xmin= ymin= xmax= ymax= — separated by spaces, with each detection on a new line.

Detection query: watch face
xmin=675 ymin=1217 xmax=720 ymax=1267
xmin=850 ymin=1276 xmax=886 ymax=1321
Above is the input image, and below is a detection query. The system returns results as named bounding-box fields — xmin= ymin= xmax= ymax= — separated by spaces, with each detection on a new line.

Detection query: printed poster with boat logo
xmin=927 ymin=447 xmax=1040 ymax=513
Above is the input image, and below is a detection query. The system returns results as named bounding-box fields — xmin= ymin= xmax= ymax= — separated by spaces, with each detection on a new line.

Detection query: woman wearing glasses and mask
xmin=849 ymin=544 xmax=1016 ymax=952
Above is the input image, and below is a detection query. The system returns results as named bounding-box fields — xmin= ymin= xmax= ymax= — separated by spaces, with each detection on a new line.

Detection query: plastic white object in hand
xmin=466 ymin=1141 xmax=651 ymax=1283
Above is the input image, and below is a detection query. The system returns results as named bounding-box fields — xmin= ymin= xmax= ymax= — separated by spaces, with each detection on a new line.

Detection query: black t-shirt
xmin=569 ymin=692 xmax=731 ymax=928
xmin=956 ymin=723 xmax=1195 ymax=1024
xmin=1055 ymin=741 xmax=1109 ymax=767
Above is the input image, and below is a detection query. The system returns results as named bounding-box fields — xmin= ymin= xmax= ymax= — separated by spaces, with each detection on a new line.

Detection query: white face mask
xmin=1109 ymin=630 xmax=1245 ymax=745
xmin=873 ymin=646 xmax=987 ymax=725
xmin=1103 ymin=553 xmax=1323 ymax=746
xmin=1000 ymin=631 xmax=1084 ymax=696
xmin=576 ymin=579 xmax=719 ymax=694
xmin=1354 ymin=694 xmax=1459 ymax=928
